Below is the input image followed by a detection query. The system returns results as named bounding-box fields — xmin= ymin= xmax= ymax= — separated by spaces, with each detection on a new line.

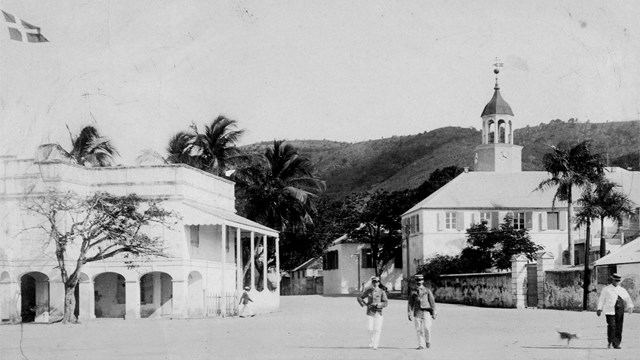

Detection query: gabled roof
xmin=404 ymin=167 xmax=640 ymax=215
xmin=292 ymin=257 xmax=323 ymax=272
xmin=594 ymin=238 xmax=640 ymax=266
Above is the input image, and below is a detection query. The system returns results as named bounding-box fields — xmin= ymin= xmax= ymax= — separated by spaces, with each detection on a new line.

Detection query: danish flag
xmin=2 ymin=10 xmax=48 ymax=43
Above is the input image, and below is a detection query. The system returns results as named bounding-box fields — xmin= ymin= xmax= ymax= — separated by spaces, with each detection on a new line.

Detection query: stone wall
xmin=435 ymin=273 xmax=513 ymax=308
xmin=542 ymin=269 xmax=597 ymax=310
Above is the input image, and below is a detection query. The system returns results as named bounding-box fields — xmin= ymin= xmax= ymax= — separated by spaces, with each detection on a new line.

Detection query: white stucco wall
xmin=323 ymin=243 xmax=403 ymax=295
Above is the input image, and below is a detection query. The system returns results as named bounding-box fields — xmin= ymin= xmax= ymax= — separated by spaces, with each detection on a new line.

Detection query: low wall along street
xmin=435 ymin=272 xmax=513 ymax=308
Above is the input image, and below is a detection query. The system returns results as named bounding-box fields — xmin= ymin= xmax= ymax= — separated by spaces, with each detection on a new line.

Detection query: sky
xmin=1 ymin=0 xmax=639 ymax=165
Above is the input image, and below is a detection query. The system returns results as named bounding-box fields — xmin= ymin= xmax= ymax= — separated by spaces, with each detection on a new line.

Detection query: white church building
xmin=0 ymin=157 xmax=279 ymax=323
xmin=401 ymin=73 xmax=640 ymax=279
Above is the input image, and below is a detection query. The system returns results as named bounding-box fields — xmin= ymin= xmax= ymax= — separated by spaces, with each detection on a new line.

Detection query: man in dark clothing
xmin=407 ymin=275 xmax=436 ymax=349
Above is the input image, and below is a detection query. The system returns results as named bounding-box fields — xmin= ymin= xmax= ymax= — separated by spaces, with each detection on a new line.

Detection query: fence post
xmin=511 ymin=255 xmax=528 ymax=309
xmin=536 ymin=251 xmax=555 ymax=309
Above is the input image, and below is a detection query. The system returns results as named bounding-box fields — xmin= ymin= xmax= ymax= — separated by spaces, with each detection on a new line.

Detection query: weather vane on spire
xmin=493 ymin=57 xmax=504 ymax=89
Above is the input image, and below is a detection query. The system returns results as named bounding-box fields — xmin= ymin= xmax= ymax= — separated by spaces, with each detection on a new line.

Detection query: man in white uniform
xmin=597 ymin=273 xmax=634 ymax=349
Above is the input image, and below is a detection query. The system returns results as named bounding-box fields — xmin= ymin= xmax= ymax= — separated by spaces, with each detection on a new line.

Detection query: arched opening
xmin=498 ymin=120 xmax=506 ymax=143
xmin=20 ymin=272 xmax=49 ymax=323
xmin=140 ymin=272 xmax=173 ymax=318
xmin=94 ymin=272 xmax=126 ymax=318
xmin=187 ymin=271 xmax=204 ymax=317
xmin=487 ymin=121 xmax=495 ymax=143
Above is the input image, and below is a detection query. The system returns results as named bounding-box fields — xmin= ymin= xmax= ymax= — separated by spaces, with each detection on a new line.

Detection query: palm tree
xmin=593 ymin=180 xmax=636 ymax=253
xmin=36 ymin=125 xmax=118 ymax=166
xmin=185 ymin=116 xmax=245 ymax=176
xmin=234 ymin=140 xmax=326 ymax=288
xmin=574 ymin=186 xmax=601 ymax=310
xmin=235 ymin=140 xmax=326 ymax=232
xmin=537 ymin=141 xmax=604 ymax=265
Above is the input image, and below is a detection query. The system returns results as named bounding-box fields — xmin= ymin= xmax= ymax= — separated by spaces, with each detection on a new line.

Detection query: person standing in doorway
xmin=357 ymin=276 xmax=388 ymax=350
xmin=597 ymin=273 xmax=634 ymax=349
xmin=239 ymin=286 xmax=255 ymax=318
xmin=408 ymin=274 xmax=437 ymax=350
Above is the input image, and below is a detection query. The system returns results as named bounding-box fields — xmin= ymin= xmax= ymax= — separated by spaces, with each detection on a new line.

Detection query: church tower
xmin=474 ymin=68 xmax=522 ymax=172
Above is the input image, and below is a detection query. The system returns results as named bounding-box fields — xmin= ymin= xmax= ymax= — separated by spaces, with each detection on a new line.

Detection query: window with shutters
xmin=323 ymin=250 xmax=339 ymax=270
xmin=547 ymin=212 xmax=559 ymax=230
xmin=445 ymin=212 xmax=457 ymax=230
xmin=403 ymin=215 xmax=421 ymax=235
xmin=513 ymin=212 xmax=526 ymax=230
xmin=480 ymin=212 xmax=491 ymax=224
xmin=362 ymin=248 xmax=374 ymax=268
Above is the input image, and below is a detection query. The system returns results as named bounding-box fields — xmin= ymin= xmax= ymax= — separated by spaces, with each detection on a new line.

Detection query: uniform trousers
xmin=367 ymin=313 xmax=384 ymax=348
xmin=413 ymin=314 xmax=433 ymax=347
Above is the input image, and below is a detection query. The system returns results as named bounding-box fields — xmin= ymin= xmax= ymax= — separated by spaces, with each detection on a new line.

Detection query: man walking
xmin=357 ymin=276 xmax=388 ymax=350
xmin=597 ymin=273 xmax=634 ymax=349
xmin=408 ymin=274 xmax=436 ymax=350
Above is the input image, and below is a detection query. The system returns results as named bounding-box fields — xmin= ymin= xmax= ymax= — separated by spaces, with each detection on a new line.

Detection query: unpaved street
xmin=1 ymin=295 xmax=638 ymax=359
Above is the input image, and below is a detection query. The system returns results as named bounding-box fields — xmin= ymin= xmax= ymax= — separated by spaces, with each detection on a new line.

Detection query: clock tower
xmin=474 ymin=68 xmax=522 ymax=173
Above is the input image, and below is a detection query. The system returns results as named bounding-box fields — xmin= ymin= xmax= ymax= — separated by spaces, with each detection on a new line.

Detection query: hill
xmin=242 ymin=120 xmax=639 ymax=199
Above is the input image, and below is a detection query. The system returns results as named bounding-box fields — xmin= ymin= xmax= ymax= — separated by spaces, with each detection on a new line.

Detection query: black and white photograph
xmin=1 ymin=1 xmax=639 ymax=359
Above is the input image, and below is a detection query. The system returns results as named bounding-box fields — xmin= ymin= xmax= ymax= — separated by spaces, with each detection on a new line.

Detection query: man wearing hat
xmin=597 ymin=273 xmax=634 ymax=349
xmin=407 ymin=274 xmax=436 ymax=350
xmin=357 ymin=276 xmax=388 ymax=350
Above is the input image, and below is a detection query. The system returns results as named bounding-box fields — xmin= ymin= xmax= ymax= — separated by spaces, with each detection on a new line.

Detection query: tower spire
xmin=493 ymin=57 xmax=504 ymax=90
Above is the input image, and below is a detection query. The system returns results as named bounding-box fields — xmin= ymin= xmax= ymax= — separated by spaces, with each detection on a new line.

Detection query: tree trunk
xmin=567 ymin=201 xmax=574 ymax=266
xmin=599 ymin=217 xmax=606 ymax=258
xmin=63 ymin=284 xmax=77 ymax=324
xmin=582 ymin=220 xmax=591 ymax=311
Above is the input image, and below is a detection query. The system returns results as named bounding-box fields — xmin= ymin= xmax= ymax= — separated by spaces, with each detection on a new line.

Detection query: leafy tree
xmin=537 ymin=141 xmax=605 ymax=265
xmin=417 ymin=254 xmax=465 ymax=285
xmin=462 ymin=216 xmax=542 ymax=271
xmin=25 ymin=190 xmax=176 ymax=323
xmin=37 ymin=125 xmax=118 ymax=166
xmin=349 ymin=189 xmax=413 ymax=276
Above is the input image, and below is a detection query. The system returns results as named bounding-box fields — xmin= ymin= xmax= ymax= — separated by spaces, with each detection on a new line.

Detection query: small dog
xmin=557 ymin=329 xmax=579 ymax=345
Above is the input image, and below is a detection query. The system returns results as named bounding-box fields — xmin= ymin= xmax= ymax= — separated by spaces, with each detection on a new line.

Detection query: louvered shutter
xmin=437 ymin=213 xmax=443 ymax=231
xmin=525 ymin=212 xmax=533 ymax=230
xmin=559 ymin=211 xmax=567 ymax=231
xmin=491 ymin=212 xmax=499 ymax=229
xmin=456 ymin=212 xmax=465 ymax=230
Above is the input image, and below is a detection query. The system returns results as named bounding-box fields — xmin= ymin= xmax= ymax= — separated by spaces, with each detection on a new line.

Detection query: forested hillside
xmin=243 ymin=120 xmax=639 ymax=199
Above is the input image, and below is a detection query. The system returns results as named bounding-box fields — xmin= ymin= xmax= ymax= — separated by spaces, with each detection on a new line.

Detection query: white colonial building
xmin=0 ymin=156 xmax=279 ymax=323
xmin=401 ymin=75 xmax=640 ymax=279
xmin=322 ymin=234 xmax=403 ymax=295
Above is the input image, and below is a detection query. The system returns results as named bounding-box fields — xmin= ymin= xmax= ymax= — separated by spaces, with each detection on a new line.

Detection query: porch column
xmin=221 ymin=224 xmax=227 ymax=297
xmin=124 ymin=279 xmax=140 ymax=319
xmin=236 ymin=228 xmax=242 ymax=293
xmin=263 ymin=235 xmax=268 ymax=291
xmin=250 ymin=232 xmax=255 ymax=290
xmin=275 ymin=237 xmax=280 ymax=292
